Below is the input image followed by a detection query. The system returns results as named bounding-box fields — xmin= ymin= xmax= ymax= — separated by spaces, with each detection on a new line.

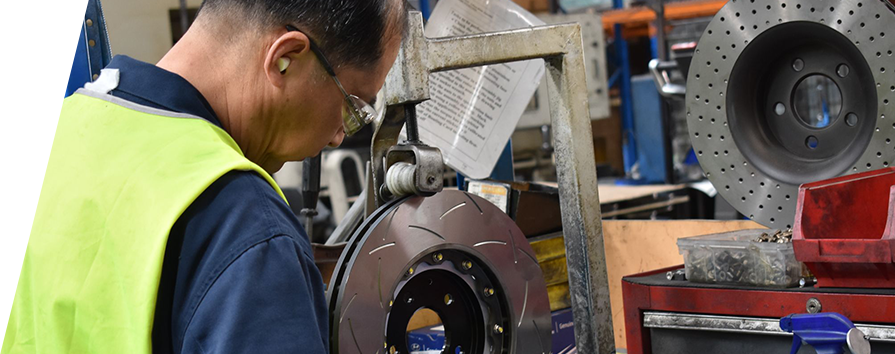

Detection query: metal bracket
xmin=384 ymin=143 xmax=444 ymax=197
xmin=368 ymin=10 xmax=613 ymax=353
xmin=649 ymin=59 xmax=686 ymax=98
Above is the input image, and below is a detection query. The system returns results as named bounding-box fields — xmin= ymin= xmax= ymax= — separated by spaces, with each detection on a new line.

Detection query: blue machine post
xmin=419 ymin=0 xmax=432 ymax=20
xmin=489 ymin=140 xmax=516 ymax=181
xmin=611 ymin=0 xmax=637 ymax=175
xmin=67 ymin=0 xmax=112 ymax=98
xmin=457 ymin=139 xmax=514 ymax=190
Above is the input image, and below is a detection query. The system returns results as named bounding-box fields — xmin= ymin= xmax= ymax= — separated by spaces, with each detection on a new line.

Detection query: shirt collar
xmin=105 ymin=55 xmax=223 ymax=128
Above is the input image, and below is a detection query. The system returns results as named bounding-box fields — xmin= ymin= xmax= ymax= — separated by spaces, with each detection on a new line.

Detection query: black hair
xmin=200 ymin=0 xmax=405 ymax=69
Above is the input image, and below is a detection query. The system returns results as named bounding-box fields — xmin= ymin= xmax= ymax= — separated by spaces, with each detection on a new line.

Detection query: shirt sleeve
xmin=178 ymin=236 xmax=329 ymax=354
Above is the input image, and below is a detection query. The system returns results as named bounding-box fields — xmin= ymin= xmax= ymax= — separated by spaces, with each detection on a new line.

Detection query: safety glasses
xmin=286 ymin=25 xmax=378 ymax=136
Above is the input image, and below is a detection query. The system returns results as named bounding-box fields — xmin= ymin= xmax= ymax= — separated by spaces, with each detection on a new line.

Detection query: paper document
xmin=417 ymin=0 xmax=545 ymax=178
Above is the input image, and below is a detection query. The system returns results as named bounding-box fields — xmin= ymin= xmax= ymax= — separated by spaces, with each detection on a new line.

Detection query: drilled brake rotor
xmin=687 ymin=0 xmax=895 ymax=227
xmin=326 ymin=190 xmax=551 ymax=354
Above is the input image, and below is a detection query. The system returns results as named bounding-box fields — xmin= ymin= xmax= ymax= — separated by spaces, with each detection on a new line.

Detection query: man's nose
xmin=328 ymin=130 xmax=345 ymax=148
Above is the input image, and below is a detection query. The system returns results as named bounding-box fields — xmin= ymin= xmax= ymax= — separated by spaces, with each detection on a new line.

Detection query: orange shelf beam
xmin=602 ymin=0 xmax=727 ymax=38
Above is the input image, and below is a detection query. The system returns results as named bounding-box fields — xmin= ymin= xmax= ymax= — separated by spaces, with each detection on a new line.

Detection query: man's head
xmin=160 ymin=0 xmax=407 ymax=172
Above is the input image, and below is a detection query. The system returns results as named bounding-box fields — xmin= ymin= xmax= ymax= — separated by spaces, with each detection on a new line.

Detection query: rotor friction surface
xmin=328 ymin=190 xmax=551 ymax=354
xmin=687 ymin=0 xmax=895 ymax=227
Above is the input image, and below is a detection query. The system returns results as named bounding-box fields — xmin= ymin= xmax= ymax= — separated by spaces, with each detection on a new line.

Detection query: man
xmin=3 ymin=0 xmax=405 ymax=353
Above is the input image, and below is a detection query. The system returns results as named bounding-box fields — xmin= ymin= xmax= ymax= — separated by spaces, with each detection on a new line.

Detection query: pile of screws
xmin=757 ymin=229 xmax=793 ymax=243
xmin=684 ymin=245 xmax=799 ymax=287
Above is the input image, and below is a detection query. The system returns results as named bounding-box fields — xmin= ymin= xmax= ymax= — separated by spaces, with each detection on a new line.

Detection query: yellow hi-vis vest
xmin=2 ymin=81 xmax=284 ymax=353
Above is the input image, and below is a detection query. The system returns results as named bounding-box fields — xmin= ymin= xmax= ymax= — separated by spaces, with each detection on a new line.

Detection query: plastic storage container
xmin=793 ymin=167 xmax=895 ymax=288
xmin=677 ymin=229 xmax=803 ymax=288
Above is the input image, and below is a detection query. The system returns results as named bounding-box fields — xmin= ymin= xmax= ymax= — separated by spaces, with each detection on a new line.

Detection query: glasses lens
xmin=342 ymin=95 xmax=378 ymax=136
xmin=348 ymin=95 xmax=378 ymax=124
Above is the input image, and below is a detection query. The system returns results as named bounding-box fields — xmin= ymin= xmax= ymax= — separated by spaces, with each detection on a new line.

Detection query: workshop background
xmin=11 ymin=0 xmax=895 ymax=353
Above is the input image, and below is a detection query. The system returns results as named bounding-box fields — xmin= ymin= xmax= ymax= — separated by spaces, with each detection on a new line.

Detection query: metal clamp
xmin=648 ymin=59 xmax=686 ymax=98
xmin=383 ymin=143 xmax=444 ymax=198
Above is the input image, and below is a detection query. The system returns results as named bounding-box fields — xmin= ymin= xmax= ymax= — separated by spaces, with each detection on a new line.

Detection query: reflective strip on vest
xmin=2 ymin=90 xmax=284 ymax=354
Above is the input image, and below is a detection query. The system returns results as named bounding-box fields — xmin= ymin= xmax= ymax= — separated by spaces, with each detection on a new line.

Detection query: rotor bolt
xmin=837 ymin=64 xmax=850 ymax=78
xmin=462 ymin=260 xmax=473 ymax=271
xmin=492 ymin=324 xmax=504 ymax=335
xmin=406 ymin=297 xmax=414 ymax=304
xmin=483 ymin=287 xmax=495 ymax=297
xmin=432 ymin=253 xmax=443 ymax=263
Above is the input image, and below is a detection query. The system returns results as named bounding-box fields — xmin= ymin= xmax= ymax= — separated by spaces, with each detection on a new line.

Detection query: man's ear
xmin=264 ymin=30 xmax=312 ymax=88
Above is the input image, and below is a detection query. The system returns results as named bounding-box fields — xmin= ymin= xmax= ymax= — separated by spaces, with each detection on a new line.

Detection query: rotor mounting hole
xmin=792 ymin=58 xmax=804 ymax=72
xmin=794 ymin=75 xmax=842 ymax=128
xmin=806 ymin=136 xmax=819 ymax=149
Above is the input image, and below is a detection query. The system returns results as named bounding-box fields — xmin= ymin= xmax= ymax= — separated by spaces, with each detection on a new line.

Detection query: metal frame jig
xmin=368 ymin=10 xmax=613 ymax=354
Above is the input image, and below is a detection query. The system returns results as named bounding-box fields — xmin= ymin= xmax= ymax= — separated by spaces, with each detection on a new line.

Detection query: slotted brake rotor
xmin=327 ymin=190 xmax=551 ymax=354
xmin=687 ymin=0 xmax=895 ymax=227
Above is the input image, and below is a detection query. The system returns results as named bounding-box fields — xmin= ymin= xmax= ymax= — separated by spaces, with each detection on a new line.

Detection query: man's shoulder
xmin=167 ymin=168 xmax=312 ymax=324
xmin=159 ymin=170 xmax=321 ymax=353
xmin=180 ymin=170 xmax=309 ymax=249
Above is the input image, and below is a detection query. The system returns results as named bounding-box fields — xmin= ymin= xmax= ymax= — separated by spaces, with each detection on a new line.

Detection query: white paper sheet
xmin=417 ymin=0 xmax=545 ymax=178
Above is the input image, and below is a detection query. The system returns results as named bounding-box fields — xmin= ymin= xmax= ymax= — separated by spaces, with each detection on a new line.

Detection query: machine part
xmin=687 ymin=0 xmax=895 ymax=227
xmin=325 ymin=190 xmax=366 ymax=245
xmin=643 ymin=312 xmax=891 ymax=344
xmin=518 ymin=12 xmax=610 ymax=130
xmin=539 ymin=125 xmax=553 ymax=155
xmin=368 ymin=11 xmax=611 ymax=353
xmin=327 ymin=190 xmax=551 ymax=354
xmin=321 ymin=150 xmax=365 ymax=224
xmin=383 ymin=143 xmax=444 ymax=197
xmin=384 ymin=162 xmax=416 ymax=197
xmin=649 ymin=59 xmax=686 ymax=98
xmin=301 ymin=154 xmax=322 ymax=239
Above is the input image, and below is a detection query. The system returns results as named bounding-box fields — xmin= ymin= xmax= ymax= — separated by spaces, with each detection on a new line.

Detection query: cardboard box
xmin=512 ymin=0 xmax=551 ymax=12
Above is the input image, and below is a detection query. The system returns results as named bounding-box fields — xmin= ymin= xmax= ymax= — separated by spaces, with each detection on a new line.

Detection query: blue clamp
xmin=780 ymin=313 xmax=871 ymax=354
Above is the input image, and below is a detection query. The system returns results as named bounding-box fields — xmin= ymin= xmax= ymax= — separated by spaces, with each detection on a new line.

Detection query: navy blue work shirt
xmin=102 ymin=56 xmax=329 ymax=354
